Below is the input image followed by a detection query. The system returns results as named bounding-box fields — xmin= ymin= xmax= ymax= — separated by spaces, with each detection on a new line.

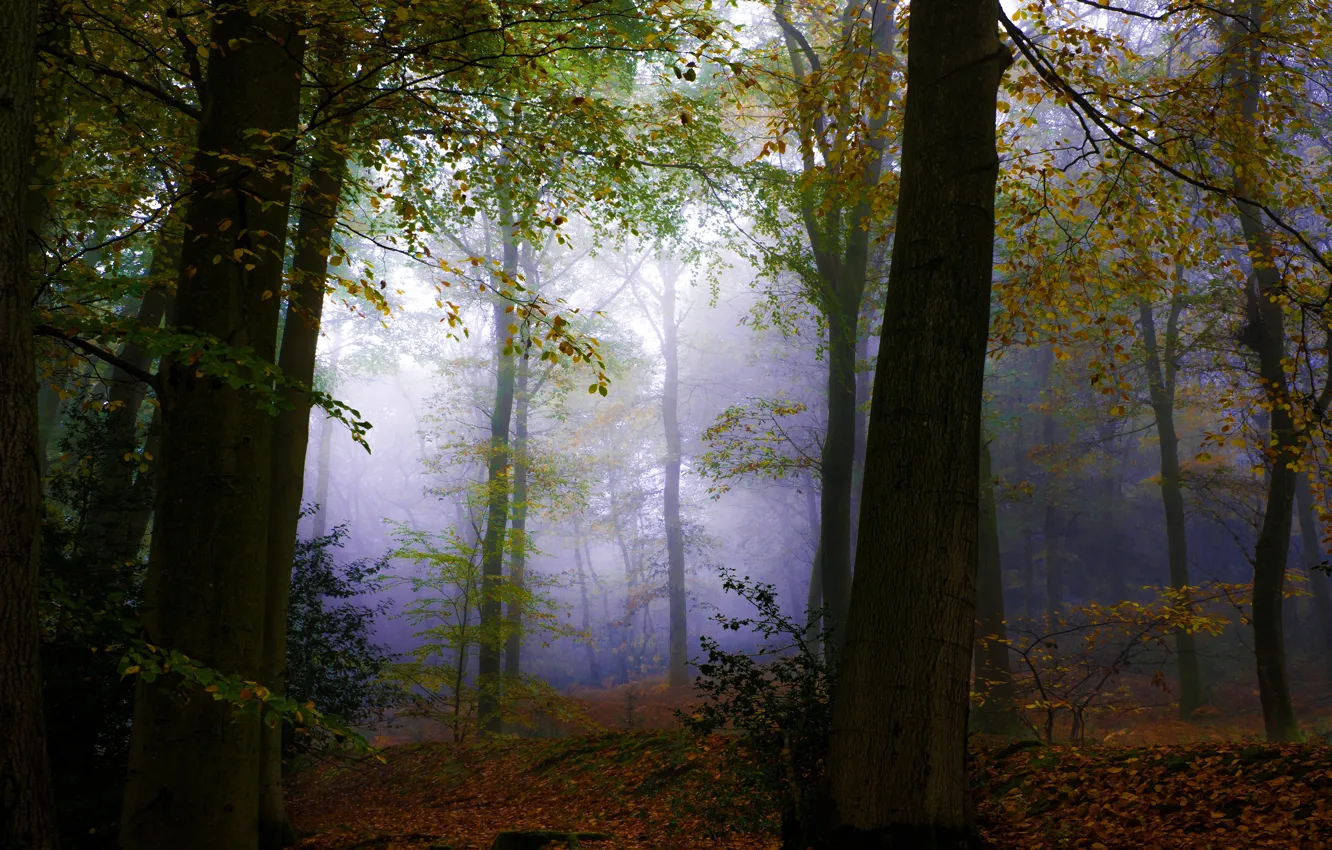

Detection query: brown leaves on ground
xmin=289 ymin=731 xmax=1332 ymax=849
xmin=972 ymin=740 xmax=1332 ymax=849
xmin=287 ymin=732 xmax=778 ymax=850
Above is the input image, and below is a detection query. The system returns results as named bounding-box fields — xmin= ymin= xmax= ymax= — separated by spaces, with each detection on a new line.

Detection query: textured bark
xmin=973 ymin=440 xmax=1023 ymax=738
xmin=119 ymin=10 xmax=304 ymax=847
xmin=477 ymin=228 xmax=519 ymax=735
xmin=816 ymin=0 xmax=1008 ymax=842
xmin=258 ymin=111 xmax=348 ymax=849
xmin=659 ymin=258 xmax=688 ymax=687
xmin=1228 ymin=3 xmax=1299 ymax=742
xmin=1138 ymin=296 xmax=1203 ymax=719
xmin=0 ymin=0 xmax=61 ymax=844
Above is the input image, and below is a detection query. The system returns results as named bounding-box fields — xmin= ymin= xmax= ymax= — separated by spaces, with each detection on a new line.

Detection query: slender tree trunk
xmin=973 ymin=440 xmax=1023 ymax=737
xmin=258 ymin=109 xmax=348 ymax=849
xmin=119 ymin=11 xmax=304 ymax=846
xmin=477 ymin=230 xmax=519 ymax=735
xmin=80 ymin=217 xmax=181 ymax=567
xmin=573 ymin=527 xmax=601 ymax=685
xmin=1139 ymin=296 xmax=1203 ymax=719
xmin=816 ymin=0 xmax=1008 ymax=841
xmin=1038 ymin=346 xmax=1061 ymax=624
xmin=1 ymin=0 xmax=61 ymax=843
xmin=804 ymin=476 xmax=823 ymax=659
xmin=659 ymin=258 xmax=688 ymax=687
xmin=1295 ymin=474 xmax=1332 ymax=682
xmin=1228 ymin=3 xmax=1300 ymax=741
xmin=311 ymin=337 xmax=339 ymax=540
xmin=849 ymin=319 xmax=871 ymax=569
xmin=821 ymin=301 xmax=858 ymax=646
xmin=505 ymin=354 xmax=530 ymax=680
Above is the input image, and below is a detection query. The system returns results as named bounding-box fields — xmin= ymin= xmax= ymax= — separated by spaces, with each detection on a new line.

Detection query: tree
xmin=0 ymin=0 xmax=61 ymax=844
xmin=1138 ymin=287 xmax=1203 ymax=720
xmin=816 ymin=0 xmax=1009 ymax=844
xmin=118 ymin=9 xmax=305 ymax=847
xmin=973 ymin=438 xmax=1024 ymax=738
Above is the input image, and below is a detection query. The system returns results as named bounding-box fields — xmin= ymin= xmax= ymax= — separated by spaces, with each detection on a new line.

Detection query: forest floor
xmin=287 ymin=680 xmax=1332 ymax=849
xmin=288 ymin=730 xmax=1332 ymax=850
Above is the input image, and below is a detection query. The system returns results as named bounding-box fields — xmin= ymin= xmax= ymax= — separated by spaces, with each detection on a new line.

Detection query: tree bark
xmin=119 ymin=10 xmax=305 ymax=846
xmin=1 ymin=0 xmax=61 ymax=844
xmin=258 ymin=106 xmax=349 ymax=849
xmin=1138 ymin=295 xmax=1203 ymax=719
xmin=477 ymin=226 xmax=519 ymax=735
xmin=816 ymin=0 xmax=1008 ymax=842
xmin=1228 ymin=2 xmax=1300 ymax=742
xmin=659 ymin=257 xmax=688 ymax=687
xmin=973 ymin=440 xmax=1023 ymax=738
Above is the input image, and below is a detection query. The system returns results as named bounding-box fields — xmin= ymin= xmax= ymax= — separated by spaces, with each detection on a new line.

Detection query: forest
xmin=2 ymin=0 xmax=1332 ymax=848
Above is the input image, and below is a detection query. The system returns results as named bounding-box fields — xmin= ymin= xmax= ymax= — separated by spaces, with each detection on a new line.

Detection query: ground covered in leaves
xmin=289 ymin=732 xmax=1332 ymax=849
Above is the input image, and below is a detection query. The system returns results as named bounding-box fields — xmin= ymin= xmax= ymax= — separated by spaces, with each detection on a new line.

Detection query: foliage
xmin=678 ymin=570 xmax=832 ymax=844
xmin=697 ymin=397 xmax=821 ymax=497
xmin=285 ymin=522 xmax=405 ymax=754
xmin=996 ymin=584 xmax=1246 ymax=743
xmin=386 ymin=523 xmax=587 ymax=741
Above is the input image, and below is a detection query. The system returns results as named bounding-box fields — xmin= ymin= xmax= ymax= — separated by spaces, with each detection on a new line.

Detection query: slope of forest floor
xmin=287 ymin=730 xmax=1332 ymax=849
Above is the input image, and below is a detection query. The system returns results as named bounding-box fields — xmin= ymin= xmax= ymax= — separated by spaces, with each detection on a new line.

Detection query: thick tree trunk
xmin=659 ymin=258 xmax=688 ymax=687
xmin=973 ymin=440 xmax=1023 ymax=738
xmin=1 ymin=0 xmax=61 ymax=844
xmin=820 ymin=303 xmax=858 ymax=646
xmin=119 ymin=11 xmax=304 ymax=847
xmin=816 ymin=0 xmax=1008 ymax=842
xmin=1229 ymin=3 xmax=1300 ymax=742
xmin=258 ymin=114 xmax=348 ymax=849
xmin=505 ymin=354 xmax=530 ymax=680
xmin=1139 ymin=296 xmax=1203 ymax=719
xmin=477 ymin=232 xmax=519 ymax=735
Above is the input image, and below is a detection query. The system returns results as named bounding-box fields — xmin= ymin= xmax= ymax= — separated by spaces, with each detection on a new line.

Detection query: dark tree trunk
xmin=1295 ymin=474 xmax=1332 ymax=682
xmin=258 ymin=109 xmax=348 ymax=849
xmin=973 ymin=440 xmax=1023 ymax=737
xmin=659 ymin=258 xmax=688 ymax=687
xmin=1 ymin=0 xmax=61 ymax=844
xmin=119 ymin=11 xmax=304 ymax=846
xmin=1139 ymin=296 xmax=1203 ymax=719
xmin=816 ymin=0 xmax=1008 ymax=841
xmin=80 ymin=216 xmax=181 ymax=568
xmin=477 ymin=228 xmax=519 ymax=735
xmin=1229 ymin=3 xmax=1299 ymax=742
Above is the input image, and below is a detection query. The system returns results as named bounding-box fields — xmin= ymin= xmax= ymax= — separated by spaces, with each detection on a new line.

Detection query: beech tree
xmin=817 ymin=0 xmax=1009 ymax=843
xmin=0 ymin=0 xmax=61 ymax=845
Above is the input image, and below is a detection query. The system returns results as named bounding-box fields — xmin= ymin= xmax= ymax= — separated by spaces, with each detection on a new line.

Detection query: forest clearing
xmin=284 ymin=685 xmax=1332 ymax=850
xmin=5 ymin=0 xmax=1332 ymax=848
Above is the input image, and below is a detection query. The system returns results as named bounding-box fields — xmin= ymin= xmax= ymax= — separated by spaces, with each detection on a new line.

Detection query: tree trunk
xmin=1 ymin=0 xmax=61 ymax=844
xmin=477 ymin=229 xmax=519 ymax=735
xmin=973 ymin=440 xmax=1023 ymax=738
xmin=659 ymin=258 xmax=688 ymax=687
xmin=505 ymin=353 xmax=530 ymax=680
xmin=816 ymin=0 xmax=1008 ymax=841
xmin=1228 ymin=2 xmax=1300 ymax=742
xmin=1138 ymin=296 xmax=1203 ymax=719
xmin=258 ymin=109 xmax=348 ymax=849
xmin=1038 ymin=346 xmax=1061 ymax=624
xmin=311 ymin=335 xmax=339 ymax=540
xmin=80 ymin=216 xmax=181 ymax=568
xmin=119 ymin=11 xmax=304 ymax=847
xmin=1295 ymin=473 xmax=1332 ymax=682
xmin=573 ymin=526 xmax=601 ymax=685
